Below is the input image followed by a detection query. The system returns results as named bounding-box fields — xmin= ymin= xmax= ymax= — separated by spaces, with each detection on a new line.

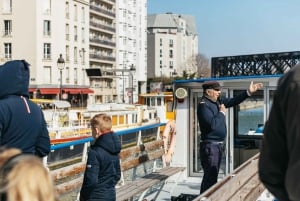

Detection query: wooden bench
xmin=50 ymin=160 xmax=86 ymax=195
xmin=193 ymin=154 xmax=265 ymax=201
xmin=116 ymin=140 xmax=185 ymax=201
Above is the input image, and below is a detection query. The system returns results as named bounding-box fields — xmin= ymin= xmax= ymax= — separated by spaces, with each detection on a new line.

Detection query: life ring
xmin=162 ymin=120 xmax=176 ymax=164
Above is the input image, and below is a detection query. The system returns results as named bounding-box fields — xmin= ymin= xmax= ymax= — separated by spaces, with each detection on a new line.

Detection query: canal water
xmin=238 ymin=107 xmax=264 ymax=135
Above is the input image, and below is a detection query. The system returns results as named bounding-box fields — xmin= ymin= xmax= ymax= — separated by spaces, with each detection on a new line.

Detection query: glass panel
xmin=166 ymin=100 xmax=173 ymax=112
xmin=4 ymin=20 xmax=12 ymax=35
xmin=157 ymin=97 xmax=162 ymax=106
xmin=233 ymin=89 xmax=265 ymax=168
xmin=43 ymin=20 xmax=51 ymax=36
xmin=191 ymin=91 xmax=203 ymax=176
xmin=235 ymin=90 xmax=264 ymax=136
xmin=267 ymin=89 xmax=276 ymax=119
xmin=150 ymin=97 xmax=155 ymax=106
xmin=4 ymin=43 xmax=11 ymax=58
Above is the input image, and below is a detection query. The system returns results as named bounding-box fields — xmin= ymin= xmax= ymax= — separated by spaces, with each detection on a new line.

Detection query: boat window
xmin=141 ymin=127 xmax=157 ymax=143
xmin=133 ymin=114 xmax=137 ymax=123
xmin=146 ymin=97 xmax=150 ymax=106
xmin=119 ymin=132 xmax=138 ymax=148
xmin=234 ymin=90 xmax=264 ymax=137
xmin=157 ymin=97 xmax=162 ymax=106
xmin=151 ymin=97 xmax=155 ymax=106
xmin=112 ymin=115 xmax=118 ymax=126
xmin=267 ymin=89 xmax=276 ymax=119
xmin=166 ymin=100 xmax=173 ymax=112
xmin=233 ymin=89 xmax=276 ymax=168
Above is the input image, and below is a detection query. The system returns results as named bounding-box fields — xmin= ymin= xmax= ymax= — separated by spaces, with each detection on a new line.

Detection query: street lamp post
xmin=122 ymin=63 xmax=125 ymax=103
xmin=104 ymin=66 xmax=135 ymax=103
xmin=57 ymin=54 xmax=65 ymax=100
xmin=129 ymin=64 xmax=136 ymax=104
xmin=119 ymin=62 xmax=127 ymax=103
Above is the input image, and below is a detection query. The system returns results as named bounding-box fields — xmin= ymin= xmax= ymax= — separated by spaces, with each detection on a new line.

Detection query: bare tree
xmin=194 ymin=54 xmax=210 ymax=78
xmin=183 ymin=54 xmax=211 ymax=78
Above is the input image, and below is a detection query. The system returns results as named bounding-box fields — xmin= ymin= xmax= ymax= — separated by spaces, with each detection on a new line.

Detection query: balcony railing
xmin=90 ymin=22 xmax=115 ymax=32
xmin=90 ymin=38 xmax=115 ymax=47
xmin=90 ymin=5 xmax=115 ymax=17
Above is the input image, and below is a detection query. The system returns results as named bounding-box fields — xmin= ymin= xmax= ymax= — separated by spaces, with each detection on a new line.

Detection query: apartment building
xmin=0 ymin=0 xmax=90 ymax=106
xmin=116 ymin=0 xmax=147 ymax=103
xmin=86 ymin=0 xmax=147 ymax=104
xmin=147 ymin=13 xmax=198 ymax=79
xmin=0 ymin=0 xmax=147 ymax=105
xmin=88 ymin=0 xmax=117 ymax=104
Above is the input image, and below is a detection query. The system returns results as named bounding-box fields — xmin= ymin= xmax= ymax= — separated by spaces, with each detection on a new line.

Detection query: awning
xmin=29 ymin=88 xmax=93 ymax=95
xmin=63 ymin=88 xmax=94 ymax=94
xmin=39 ymin=88 xmax=60 ymax=95
xmin=29 ymin=88 xmax=36 ymax=92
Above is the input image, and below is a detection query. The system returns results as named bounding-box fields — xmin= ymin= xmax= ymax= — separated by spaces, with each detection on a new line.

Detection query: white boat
xmin=45 ymin=74 xmax=281 ymax=201
xmin=32 ymin=99 xmax=163 ymax=144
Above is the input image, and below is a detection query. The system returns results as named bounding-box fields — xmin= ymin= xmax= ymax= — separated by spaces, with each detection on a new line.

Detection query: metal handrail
xmin=50 ymin=122 xmax=166 ymax=151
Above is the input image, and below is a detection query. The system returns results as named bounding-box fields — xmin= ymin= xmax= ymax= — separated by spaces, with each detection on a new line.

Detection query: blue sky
xmin=147 ymin=0 xmax=300 ymax=60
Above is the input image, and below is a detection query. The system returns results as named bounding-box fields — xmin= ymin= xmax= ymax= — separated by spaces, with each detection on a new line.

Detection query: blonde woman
xmin=0 ymin=148 xmax=56 ymax=201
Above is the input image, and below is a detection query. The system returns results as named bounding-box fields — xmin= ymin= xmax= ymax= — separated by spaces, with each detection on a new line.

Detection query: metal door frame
xmin=188 ymin=88 xmax=230 ymax=177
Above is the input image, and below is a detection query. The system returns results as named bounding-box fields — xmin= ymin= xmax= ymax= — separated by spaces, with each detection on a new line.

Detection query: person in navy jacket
xmin=259 ymin=64 xmax=300 ymax=201
xmin=80 ymin=113 xmax=121 ymax=201
xmin=197 ymin=80 xmax=263 ymax=194
xmin=0 ymin=60 xmax=50 ymax=157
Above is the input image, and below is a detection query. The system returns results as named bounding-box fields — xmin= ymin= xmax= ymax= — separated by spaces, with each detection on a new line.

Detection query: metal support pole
xmin=57 ymin=54 xmax=65 ymax=100
xmin=122 ymin=68 xmax=125 ymax=103
xmin=130 ymin=72 xmax=133 ymax=104
xmin=59 ymin=69 xmax=62 ymax=100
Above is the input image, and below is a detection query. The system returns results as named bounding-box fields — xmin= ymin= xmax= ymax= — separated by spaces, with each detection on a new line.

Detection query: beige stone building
xmin=0 ymin=0 xmax=148 ymax=105
xmin=147 ymin=13 xmax=198 ymax=79
xmin=0 ymin=0 xmax=90 ymax=106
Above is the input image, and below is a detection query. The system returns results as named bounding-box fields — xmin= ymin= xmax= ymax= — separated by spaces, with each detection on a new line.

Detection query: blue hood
xmin=0 ymin=60 xmax=30 ymax=98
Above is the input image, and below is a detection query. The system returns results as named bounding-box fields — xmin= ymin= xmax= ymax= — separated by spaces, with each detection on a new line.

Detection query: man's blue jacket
xmin=0 ymin=60 xmax=50 ymax=157
xmin=197 ymin=91 xmax=249 ymax=142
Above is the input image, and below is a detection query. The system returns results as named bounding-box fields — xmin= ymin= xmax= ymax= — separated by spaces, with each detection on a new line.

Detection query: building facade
xmin=0 ymin=0 xmax=91 ymax=106
xmin=147 ymin=13 xmax=198 ymax=80
xmin=88 ymin=0 xmax=117 ymax=104
xmin=116 ymin=0 xmax=147 ymax=103
xmin=0 ymin=0 xmax=147 ymax=105
xmin=86 ymin=0 xmax=148 ymax=104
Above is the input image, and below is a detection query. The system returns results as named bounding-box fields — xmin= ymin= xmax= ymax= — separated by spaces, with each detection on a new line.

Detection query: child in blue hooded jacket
xmin=80 ymin=113 xmax=121 ymax=201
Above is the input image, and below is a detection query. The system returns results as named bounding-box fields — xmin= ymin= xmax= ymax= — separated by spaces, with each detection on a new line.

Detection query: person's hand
xmin=249 ymin=81 xmax=263 ymax=94
xmin=220 ymin=104 xmax=226 ymax=114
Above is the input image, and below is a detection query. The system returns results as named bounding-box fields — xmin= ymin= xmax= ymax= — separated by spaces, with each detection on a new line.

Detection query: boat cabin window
xmin=166 ymin=100 xmax=173 ymax=112
xmin=145 ymin=97 xmax=162 ymax=107
xmin=233 ymin=89 xmax=275 ymax=138
xmin=151 ymin=97 xmax=155 ymax=106
xmin=157 ymin=97 xmax=162 ymax=106
xmin=234 ymin=90 xmax=264 ymax=138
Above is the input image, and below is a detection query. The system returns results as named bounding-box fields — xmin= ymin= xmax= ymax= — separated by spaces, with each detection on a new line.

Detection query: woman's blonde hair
xmin=0 ymin=148 xmax=56 ymax=201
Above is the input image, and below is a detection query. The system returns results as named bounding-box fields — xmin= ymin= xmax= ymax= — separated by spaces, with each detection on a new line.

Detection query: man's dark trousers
xmin=200 ymin=142 xmax=224 ymax=193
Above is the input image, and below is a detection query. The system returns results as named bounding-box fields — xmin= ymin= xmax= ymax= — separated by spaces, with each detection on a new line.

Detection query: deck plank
xmin=116 ymin=167 xmax=185 ymax=201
